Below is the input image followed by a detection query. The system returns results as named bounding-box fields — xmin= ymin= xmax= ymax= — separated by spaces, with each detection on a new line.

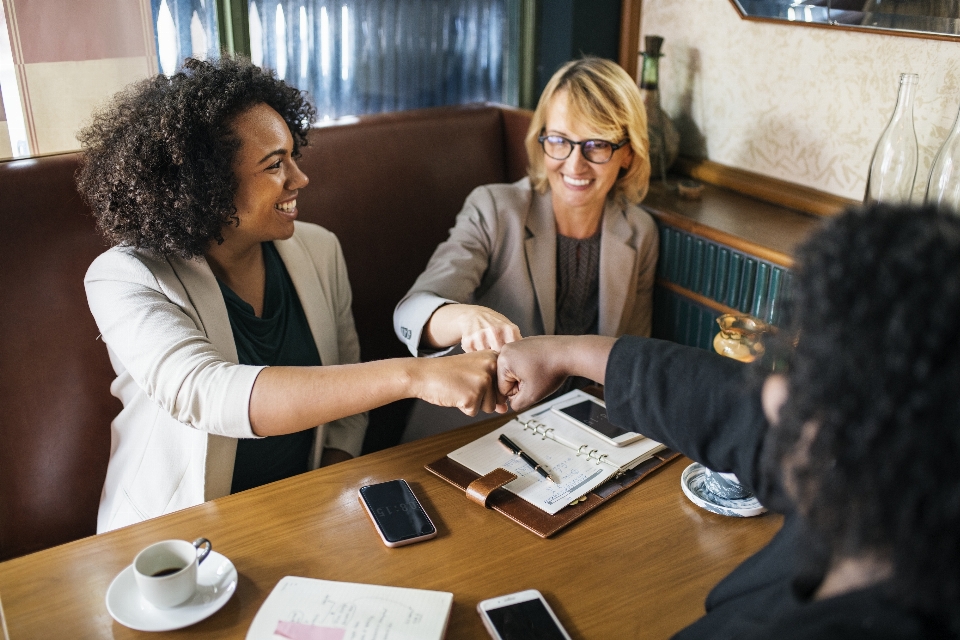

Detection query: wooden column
xmin=619 ymin=0 xmax=642 ymax=80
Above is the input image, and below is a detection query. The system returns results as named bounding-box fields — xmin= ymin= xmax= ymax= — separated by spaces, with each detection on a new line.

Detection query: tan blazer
xmin=85 ymin=221 xmax=367 ymax=532
xmin=394 ymin=178 xmax=659 ymax=356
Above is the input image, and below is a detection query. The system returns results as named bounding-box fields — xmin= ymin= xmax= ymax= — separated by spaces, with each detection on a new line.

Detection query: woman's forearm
xmin=249 ymin=351 xmax=502 ymax=436
xmin=249 ymin=359 xmax=412 ymax=436
xmin=422 ymin=303 xmax=465 ymax=348
xmin=423 ymin=303 xmax=522 ymax=352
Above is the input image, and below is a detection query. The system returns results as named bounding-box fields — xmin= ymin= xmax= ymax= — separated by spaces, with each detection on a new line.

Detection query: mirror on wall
xmin=731 ymin=0 xmax=960 ymax=38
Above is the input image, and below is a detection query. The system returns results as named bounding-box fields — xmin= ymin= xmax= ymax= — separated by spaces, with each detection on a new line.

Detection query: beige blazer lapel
xmin=168 ymin=255 xmax=239 ymax=501
xmin=274 ymin=232 xmax=340 ymax=468
xmin=599 ymin=200 xmax=638 ymax=337
xmin=524 ymin=190 xmax=558 ymax=335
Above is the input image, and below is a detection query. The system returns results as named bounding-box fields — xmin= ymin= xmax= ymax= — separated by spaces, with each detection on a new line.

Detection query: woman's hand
xmin=497 ymin=337 xmax=569 ymax=410
xmin=497 ymin=336 xmax=616 ymax=411
xmin=412 ymin=350 xmax=508 ymax=415
xmin=424 ymin=304 xmax=522 ymax=352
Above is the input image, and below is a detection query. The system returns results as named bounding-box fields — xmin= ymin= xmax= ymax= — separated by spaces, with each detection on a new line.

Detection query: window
xmin=152 ymin=0 xmax=519 ymax=121
xmin=250 ymin=0 xmax=515 ymax=119
xmin=152 ymin=0 xmax=221 ymax=75
xmin=0 ymin=0 xmax=525 ymax=159
xmin=0 ymin=0 xmax=27 ymax=158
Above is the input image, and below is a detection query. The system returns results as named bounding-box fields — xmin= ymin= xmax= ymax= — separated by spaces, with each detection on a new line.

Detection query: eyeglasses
xmin=538 ymin=133 xmax=629 ymax=164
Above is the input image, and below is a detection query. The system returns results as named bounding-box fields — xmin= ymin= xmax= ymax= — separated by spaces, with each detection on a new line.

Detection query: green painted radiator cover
xmin=652 ymin=222 xmax=792 ymax=350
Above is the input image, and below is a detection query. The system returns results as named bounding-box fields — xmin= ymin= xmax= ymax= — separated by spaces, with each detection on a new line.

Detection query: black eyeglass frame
xmin=537 ymin=133 xmax=630 ymax=164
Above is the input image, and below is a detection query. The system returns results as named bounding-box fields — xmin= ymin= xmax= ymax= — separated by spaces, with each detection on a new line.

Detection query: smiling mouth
xmin=275 ymin=199 xmax=297 ymax=213
xmin=563 ymin=175 xmax=592 ymax=187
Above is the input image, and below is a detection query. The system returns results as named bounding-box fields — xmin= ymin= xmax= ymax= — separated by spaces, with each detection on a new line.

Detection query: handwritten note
xmin=246 ymin=577 xmax=453 ymax=640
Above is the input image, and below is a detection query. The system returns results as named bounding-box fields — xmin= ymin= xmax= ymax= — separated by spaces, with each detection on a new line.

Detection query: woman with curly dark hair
xmin=80 ymin=57 xmax=503 ymax=532
xmin=495 ymin=203 xmax=960 ymax=638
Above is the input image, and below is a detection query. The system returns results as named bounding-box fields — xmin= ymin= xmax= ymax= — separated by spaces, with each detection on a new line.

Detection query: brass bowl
xmin=713 ymin=314 xmax=769 ymax=363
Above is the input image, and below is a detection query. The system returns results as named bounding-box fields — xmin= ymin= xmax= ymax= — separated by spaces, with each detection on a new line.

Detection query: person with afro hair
xmin=80 ymin=57 xmax=505 ymax=532
xmin=495 ymin=203 xmax=960 ymax=638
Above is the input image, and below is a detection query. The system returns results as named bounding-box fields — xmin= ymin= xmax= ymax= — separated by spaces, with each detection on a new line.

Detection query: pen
xmin=498 ymin=434 xmax=556 ymax=483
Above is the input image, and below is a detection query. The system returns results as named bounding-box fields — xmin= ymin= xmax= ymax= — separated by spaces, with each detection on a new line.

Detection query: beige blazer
xmin=394 ymin=178 xmax=659 ymax=356
xmin=85 ymin=221 xmax=367 ymax=532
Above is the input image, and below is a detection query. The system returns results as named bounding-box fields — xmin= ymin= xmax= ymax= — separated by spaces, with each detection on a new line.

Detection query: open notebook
xmin=446 ymin=390 xmax=667 ymax=515
xmin=426 ymin=389 xmax=679 ymax=537
xmin=246 ymin=576 xmax=453 ymax=640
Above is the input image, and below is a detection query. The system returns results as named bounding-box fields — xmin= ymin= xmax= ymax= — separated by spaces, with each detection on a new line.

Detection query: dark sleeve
xmin=604 ymin=335 xmax=769 ymax=494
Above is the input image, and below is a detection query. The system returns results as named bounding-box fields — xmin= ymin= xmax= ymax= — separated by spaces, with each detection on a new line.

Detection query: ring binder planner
xmin=425 ymin=390 xmax=681 ymax=538
xmin=522 ymin=419 xmax=615 ymax=469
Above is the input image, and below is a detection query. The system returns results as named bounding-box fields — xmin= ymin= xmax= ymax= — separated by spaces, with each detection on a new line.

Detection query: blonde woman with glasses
xmin=393 ymin=57 xmax=655 ymax=438
xmin=395 ymin=57 xmax=654 ymax=358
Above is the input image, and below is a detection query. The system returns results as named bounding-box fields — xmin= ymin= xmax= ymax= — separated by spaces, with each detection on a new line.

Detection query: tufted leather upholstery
xmin=0 ymin=103 xmax=531 ymax=561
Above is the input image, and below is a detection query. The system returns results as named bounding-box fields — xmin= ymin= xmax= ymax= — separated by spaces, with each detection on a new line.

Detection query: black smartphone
xmin=358 ymin=479 xmax=437 ymax=547
xmin=551 ymin=395 xmax=644 ymax=446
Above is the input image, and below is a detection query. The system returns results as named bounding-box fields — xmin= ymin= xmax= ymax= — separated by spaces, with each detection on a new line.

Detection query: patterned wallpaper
xmin=641 ymin=0 xmax=960 ymax=202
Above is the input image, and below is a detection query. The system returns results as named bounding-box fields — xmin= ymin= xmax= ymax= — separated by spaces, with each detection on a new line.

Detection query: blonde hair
xmin=525 ymin=57 xmax=650 ymax=205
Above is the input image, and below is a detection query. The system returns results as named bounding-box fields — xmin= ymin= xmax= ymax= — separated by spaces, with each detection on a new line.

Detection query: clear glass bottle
xmin=924 ymin=103 xmax=960 ymax=215
xmin=639 ymin=35 xmax=679 ymax=184
xmin=864 ymin=73 xmax=919 ymax=205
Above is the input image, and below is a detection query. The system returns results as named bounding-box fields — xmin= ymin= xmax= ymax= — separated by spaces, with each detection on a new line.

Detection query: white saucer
xmin=681 ymin=463 xmax=767 ymax=517
xmin=106 ymin=550 xmax=238 ymax=631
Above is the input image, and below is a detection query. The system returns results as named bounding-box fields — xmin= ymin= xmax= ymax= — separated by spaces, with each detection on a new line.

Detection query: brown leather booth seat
xmin=0 ymin=103 xmax=532 ymax=561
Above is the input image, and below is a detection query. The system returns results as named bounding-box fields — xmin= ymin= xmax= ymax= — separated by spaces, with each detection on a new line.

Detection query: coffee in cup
xmin=133 ymin=538 xmax=212 ymax=608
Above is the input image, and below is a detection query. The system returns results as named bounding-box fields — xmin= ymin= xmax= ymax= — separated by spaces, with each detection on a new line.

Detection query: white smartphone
xmin=477 ymin=589 xmax=572 ymax=640
xmin=358 ymin=479 xmax=437 ymax=547
xmin=550 ymin=395 xmax=644 ymax=447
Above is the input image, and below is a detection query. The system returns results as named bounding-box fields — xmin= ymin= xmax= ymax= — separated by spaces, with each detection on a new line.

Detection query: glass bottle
xmin=924 ymin=102 xmax=960 ymax=215
xmin=639 ymin=35 xmax=680 ymax=184
xmin=864 ymin=73 xmax=919 ymax=205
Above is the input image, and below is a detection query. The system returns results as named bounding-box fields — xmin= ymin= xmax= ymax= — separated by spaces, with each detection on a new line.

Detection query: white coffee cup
xmin=133 ymin=538 xmax=212 ymax=609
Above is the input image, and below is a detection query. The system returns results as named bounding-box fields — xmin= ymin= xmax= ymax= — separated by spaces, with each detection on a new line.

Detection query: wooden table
xmin=0 ymin=416 xmax=782 ymax=639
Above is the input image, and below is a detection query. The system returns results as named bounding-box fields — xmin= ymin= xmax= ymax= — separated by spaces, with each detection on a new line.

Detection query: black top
xmin=604 ymin=336 xmax=952 ymax=640
xmin=552 ymin=231 xmax=602 ymax=396
xmin=219 ymin=242 xmax=322 ymax=494
xmin=554 ymin=231 xmax=601 ymax=336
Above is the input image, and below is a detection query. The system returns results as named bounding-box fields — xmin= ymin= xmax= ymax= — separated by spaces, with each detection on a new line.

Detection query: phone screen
xmin=359 ymin=480 xmax=435 ymax=544
xmin=558 ymin=400 xmax=632 ymax=439
xmin=485 ymin=598 xmax=568 ymax=640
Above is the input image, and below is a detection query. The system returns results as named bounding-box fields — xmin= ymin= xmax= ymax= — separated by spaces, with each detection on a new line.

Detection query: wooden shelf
xmin=673 ymin=157 xmax=859 ymax=219
xmin=641 ymin=179 xmax=824 ymax=269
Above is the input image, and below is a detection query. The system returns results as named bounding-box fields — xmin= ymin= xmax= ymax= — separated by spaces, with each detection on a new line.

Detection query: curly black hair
xmin=76 ymin=57 xmax=316 ymax=258
xmin=765 ymin=203 xmax=960 ymax=628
